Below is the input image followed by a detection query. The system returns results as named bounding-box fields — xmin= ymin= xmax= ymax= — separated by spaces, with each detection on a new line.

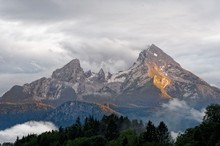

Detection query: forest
xmin=1 ymin=104 xmax=220 ymax=146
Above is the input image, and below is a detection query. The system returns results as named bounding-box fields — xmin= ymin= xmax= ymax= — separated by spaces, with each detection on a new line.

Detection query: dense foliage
xmin=12 ymin=114 xmax=172 ymax=146
xmin=176 ymin=104 xmax=220 ymax=146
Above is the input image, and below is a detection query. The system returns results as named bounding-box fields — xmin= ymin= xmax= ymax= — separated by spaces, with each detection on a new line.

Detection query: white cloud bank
xmin=171 ymin=131 xmax=182 ymax=141
xmin=162 ymin=98 xmax=206 ymax=122
xmin=150 ymin=98 xmax=206 ymax=132
xmin=158 ymin=98 xmax=206 ymax=139
xmin=0 ymin=121 xmax=57 ymax=144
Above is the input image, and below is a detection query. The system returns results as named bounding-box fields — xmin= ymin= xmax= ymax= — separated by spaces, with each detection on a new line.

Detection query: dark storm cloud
xmin=0 ymin=0 xmax=219 ymax=95
xmin=0 ymin=0 xmax=69 ymax=22
xmin=0 ymin=0 xmax=145 ymax=22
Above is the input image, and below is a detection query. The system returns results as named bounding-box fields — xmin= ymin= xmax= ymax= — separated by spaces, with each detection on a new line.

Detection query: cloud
xmin=171 ymin=131 xmax=182 ymax=141
xmin=0 ymin=0 xmax=67 ymax=22
xmin=0 ymin=121 xmax=57 ymax=144
xmin=59 ymin=38 xmax=142 ymax=73
xmin=0 ymin=0 xmax=220 ymax=96
xmin=162 ymin=98 xmax=206 ymax=122
xmin=150 ymin=98 xmax=206 ymax=131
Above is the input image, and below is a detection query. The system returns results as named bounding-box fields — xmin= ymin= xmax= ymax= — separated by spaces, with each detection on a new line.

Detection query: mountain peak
xmin=137 ymin=44 xmax=161 ymax=62
xmin=51 ymin=59 xmax=85 ymax=83
xmin=138 ymin=44 xmax=165 ymax=60
xmin=66 ymin=59 xmax=81 ymax=67
xmin=98 ymin=68 xmax=105 ymax=81
xmin=135 ymin=44 xmax=182 ymax=98
xmin=84 ymin=70 xmax=92 ymax=78
xmin=148 ymin=44 xmax=163 ymax=52
xmin=137 ymin=44 xmax=180 ymax=67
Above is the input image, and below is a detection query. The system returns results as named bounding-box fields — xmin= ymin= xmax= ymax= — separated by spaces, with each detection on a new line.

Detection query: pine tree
xmin=157 ymin=121 xmax=170 ymax=143
xmin=204 ymin=104 xmax=220 ymax=122
xmin=144 ymin=121 xmax=157 ymax=142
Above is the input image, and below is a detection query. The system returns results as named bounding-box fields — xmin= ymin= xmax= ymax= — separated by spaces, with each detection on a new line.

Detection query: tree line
xmin=13 ymin=114 xmax=171 ymax=146
xmin=1 ymin=104 xmax=220 ymax=146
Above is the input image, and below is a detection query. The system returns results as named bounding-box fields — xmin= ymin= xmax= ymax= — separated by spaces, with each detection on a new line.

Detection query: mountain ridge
xmin=1 ymin=44 xmax=220 ymax=113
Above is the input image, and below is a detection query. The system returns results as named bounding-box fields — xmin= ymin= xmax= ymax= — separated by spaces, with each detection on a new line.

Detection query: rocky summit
xmin=0 ymin=44 xmax=220 ymax=130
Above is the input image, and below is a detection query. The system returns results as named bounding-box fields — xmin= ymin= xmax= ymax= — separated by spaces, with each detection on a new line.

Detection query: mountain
xmin=0 ymin=101 xmax=117 ymax=130
xmin=45 ymin=101 xmax=119 ymax=127
xmin=1 ymin=44 xmax=219 ymax=107
xmin=0 ymin=44 xmax=220 ymax=130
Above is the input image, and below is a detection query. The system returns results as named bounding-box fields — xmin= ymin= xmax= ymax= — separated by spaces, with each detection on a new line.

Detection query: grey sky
xmin=0 ymin=0 xmax=220 ymax=96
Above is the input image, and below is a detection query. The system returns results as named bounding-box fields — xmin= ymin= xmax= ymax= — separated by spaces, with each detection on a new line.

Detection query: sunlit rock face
xmin=138 ymin=44 xmax=220 ymax=100
xmin=148 ymin=64 xmax=172 ymax=98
